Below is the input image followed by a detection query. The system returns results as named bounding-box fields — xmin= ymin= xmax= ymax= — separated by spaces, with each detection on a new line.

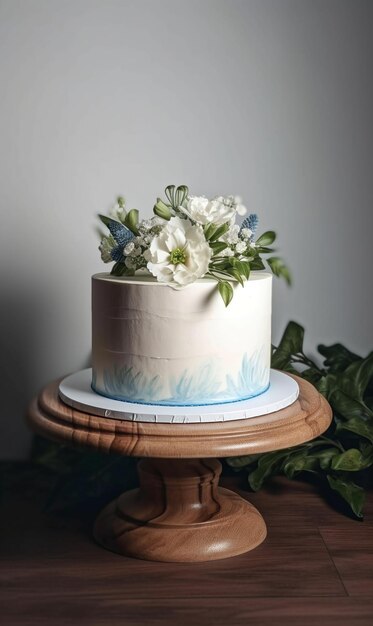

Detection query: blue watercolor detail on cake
xmin=92 ymin=349 xmax=269 ymax=407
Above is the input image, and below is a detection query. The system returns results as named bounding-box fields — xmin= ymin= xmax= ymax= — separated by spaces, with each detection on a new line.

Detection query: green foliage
xmin=218 ymin=280 xmax=234 ymax=307
xmin=153 ymin=198 xmax=172 ymax=220
xmin=228 ymin=321 xmax=373 ymax=519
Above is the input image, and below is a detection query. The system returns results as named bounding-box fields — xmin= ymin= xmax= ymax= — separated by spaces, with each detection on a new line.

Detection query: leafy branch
xmin=227 ymin=321 xmax=373 ymax=518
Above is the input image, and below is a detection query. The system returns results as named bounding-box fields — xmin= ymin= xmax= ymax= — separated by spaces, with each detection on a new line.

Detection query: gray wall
xmin=0 ymin=0 xmax=372 ymax=459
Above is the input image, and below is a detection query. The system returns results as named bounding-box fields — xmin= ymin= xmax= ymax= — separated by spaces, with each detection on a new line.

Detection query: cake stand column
xmin=93 ymin=457 xmax=267 ymax=562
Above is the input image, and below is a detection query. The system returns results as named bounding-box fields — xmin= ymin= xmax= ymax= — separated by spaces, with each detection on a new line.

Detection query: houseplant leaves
xmin=228 ymin=321 xmax=373 ymax=519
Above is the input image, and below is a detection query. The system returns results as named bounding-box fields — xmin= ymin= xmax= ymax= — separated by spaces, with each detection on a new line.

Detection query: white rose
xmin=146 ymin=216 xmax=212 ymax=288
xmin=180 ymin=195 xmax=236 ymax=226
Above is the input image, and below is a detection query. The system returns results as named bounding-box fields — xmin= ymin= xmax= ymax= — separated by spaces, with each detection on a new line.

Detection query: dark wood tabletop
xmin=1 ymin=461 xmax=372 ymax=626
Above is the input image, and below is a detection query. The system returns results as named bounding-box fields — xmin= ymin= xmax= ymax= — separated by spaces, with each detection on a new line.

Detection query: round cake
xmin=91 ymin=272 xmax=272 ymax=406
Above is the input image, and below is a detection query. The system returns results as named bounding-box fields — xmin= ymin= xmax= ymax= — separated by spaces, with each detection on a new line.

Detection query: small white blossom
xmin=235 ymin=241 xmax=247 ymax=254
xmin=240 ymin=227 xmax=253 ymax=240
xmin=109 ymin=203 xmax=126 ymax=223
xmin=221 ymin=247 xmax=234 ymax=257
xmin=146 ymin=216 xmax=212 ymax=288
xmin=222 ymin=224 xmax=240 ymax=245
xmin=99 ymin=235 xmax=116 ymax=263
xmin=125 ymin=256 xmax=136 ymax=269
xmin=131 ymin=246 xmax=142 ymax=257
xmin=231 ymin=195 xmax=247 ymax=216
xmin=123 ymin=241 xmax=135 ymax=255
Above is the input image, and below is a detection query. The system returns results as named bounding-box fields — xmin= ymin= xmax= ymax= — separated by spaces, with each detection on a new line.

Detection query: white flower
xmin=231 ymin=195 xmax=247 ymax=216
xmin=109 ymin=202 xmax=126 ymax=223
xmin=235 ymin=240 xmax=247 ymax=254
xmin=123 ymin=241 xmax=135 ymax=255
xmin=99 ymin=235 xmax=116 ymax=263
xmin=125 ymin=256 xmax=136 ymax=269
xmin=131 ymin=246 xmax=142 ymax=257
xmin=180 ymin=196 xmax=236 ymax=226
xmin=222 ymin=224 xmax=240 ymax=245
xmin=240 ymin=227 xmax=253 ymax=240
xmin=221 ymin=247 xmax=234 ymax=258
xmin=145 ymin=216 xmax=212 ymax=288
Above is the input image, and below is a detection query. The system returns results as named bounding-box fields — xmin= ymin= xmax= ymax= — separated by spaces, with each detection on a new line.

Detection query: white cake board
xmin=59 ymin=369 xmax=299 ymax=424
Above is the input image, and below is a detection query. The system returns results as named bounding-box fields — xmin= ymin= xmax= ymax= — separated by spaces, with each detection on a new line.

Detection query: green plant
xmin=227 ymin=321 xmax=373 ymax=518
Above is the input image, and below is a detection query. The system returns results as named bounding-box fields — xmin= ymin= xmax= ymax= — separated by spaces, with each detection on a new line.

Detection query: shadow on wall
xmin=0 ymin=280 xmax=90 ymax=459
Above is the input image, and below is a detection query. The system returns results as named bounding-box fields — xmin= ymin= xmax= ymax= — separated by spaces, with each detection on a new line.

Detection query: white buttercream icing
xmin=91 ymin=272 xmax=272 ymax=406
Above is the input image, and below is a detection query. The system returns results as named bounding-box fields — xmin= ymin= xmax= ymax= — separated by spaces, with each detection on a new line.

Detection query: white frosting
xmin=91 ymin=272 xmax=272 ymax=406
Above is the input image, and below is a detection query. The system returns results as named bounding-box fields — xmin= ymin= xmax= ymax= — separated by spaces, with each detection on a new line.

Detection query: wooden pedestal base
xmin=93 ymin=458 xmax=267 ymax=562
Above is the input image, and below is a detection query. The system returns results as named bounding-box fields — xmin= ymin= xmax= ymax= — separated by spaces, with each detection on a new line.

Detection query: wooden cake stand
xmin=27 ymin=374 xmax=332 ymax=562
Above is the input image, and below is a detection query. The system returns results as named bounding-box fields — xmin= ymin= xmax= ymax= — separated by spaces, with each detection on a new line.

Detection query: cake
xmin=92 ymin=272 xmax=272 ymax=406
xmin=93 ymin=184 xmax=289 ymax=407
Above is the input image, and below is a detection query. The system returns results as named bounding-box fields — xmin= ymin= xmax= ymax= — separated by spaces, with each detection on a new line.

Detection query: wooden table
xmin=27 ymin=374 xmax=332 ymax=562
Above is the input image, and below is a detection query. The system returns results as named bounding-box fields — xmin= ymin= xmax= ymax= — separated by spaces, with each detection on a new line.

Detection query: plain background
xmin=0 ymin=0 xmax=372 ymax=459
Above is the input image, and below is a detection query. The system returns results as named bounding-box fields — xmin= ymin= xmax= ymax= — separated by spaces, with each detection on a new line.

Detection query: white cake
xmin=91 ymin=272 xmax=272 ymax=406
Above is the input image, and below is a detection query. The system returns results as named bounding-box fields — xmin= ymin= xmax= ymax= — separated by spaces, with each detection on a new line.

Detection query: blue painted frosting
xmin=92 ymin=349 xmax=269 ymax=407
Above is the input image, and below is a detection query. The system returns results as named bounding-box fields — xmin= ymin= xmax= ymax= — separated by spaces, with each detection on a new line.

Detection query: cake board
xmin=27 ymin=374 xmax=332 ymax=562
xmin=59 ymin=368 xmax=299 ymax=423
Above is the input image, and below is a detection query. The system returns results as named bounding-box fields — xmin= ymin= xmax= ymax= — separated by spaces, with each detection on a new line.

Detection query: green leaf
xmin=318 ymin=343 xmax=361 ymax=373
xmin=336 ymin=417 xmax=373 ymax=444
xmin=225 ymin=268 xmax=245 ymax=286
xmin=153 ymin=198 xmax=171 ymax=220
xmin=249 ymin=257 xmax=265 ymax=270
xmin=316 ymin=374 xmax=337 ymax=400
xmin=209 ymin=223 xmax=230 ymax=242
xmin=248 ymin=449 xmax=293 ymax=491
xmin=174 ymin=185 xmax=188 ymax=207
xmin=235 ymin=260 xmax=250 ymax=280
xmin=283 ymin=455 xmax=318 ymax=479
xmin=209 ymin=241 xmax=228 ymax=255
xmin=124 ymin=209 xmax=139 ymax=234
xmin=110 ymin=262 xmax=134 ymax=277
xmin=301 ymin=368 xmax=323 ymax=384
xmin=218 ymin=280 xmax=234 ymax=307
xmin=256 ymin=231 xmax=276 ymax=246
xmin=330 ymin=448 xmax=367 ymax=471
xmin=338 ymin=352 xmax=373 ymax=404
xmin=165 ymin=185 xmax=176 ymax=206
xmin=204 ymin=223 xmax=218 ymax=241
xmin=256 ymin=246 xmax=275 ymax=254
xmin=272 ymin=321 xmax=305 ymax=369
xmin=267 ymin=256 xmax=292 ymax=285
xmin=330 ymin=389 xmax=372 ymax=419
xmin=326 ymin=475 xmax=365 ymax=518
xmin=226 ymin=454 xmax=260 ymax=469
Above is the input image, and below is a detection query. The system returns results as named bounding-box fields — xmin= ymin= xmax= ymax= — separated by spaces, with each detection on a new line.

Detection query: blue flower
xmin=240 ymin=213 xmax=258 ymax=240
xmin=103 ymin=218 xmax=134 ymax=263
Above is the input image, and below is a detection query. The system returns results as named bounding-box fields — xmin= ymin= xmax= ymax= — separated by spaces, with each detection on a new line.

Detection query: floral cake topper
xmin=98 ymin=184 xmax=290 ymax=305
